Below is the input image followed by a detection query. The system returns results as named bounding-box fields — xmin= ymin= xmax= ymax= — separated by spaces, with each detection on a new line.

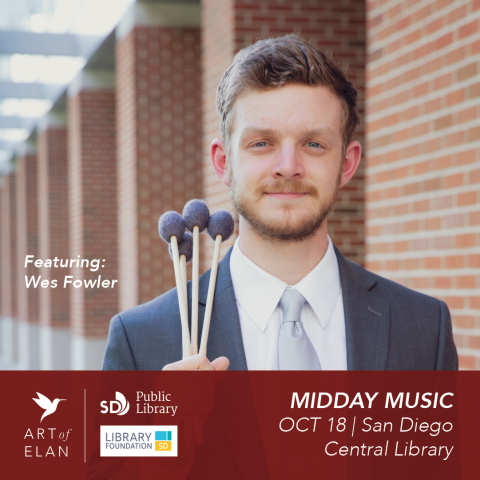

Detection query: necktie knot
xmin=279 ymin=289 xmax=305 ymax=324
xmin=278 ymin=288 xmax=321 ymax=370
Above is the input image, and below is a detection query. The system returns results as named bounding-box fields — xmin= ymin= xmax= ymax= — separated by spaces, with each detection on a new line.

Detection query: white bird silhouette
xmin=33 ymin=392 xmax=66 ymax=422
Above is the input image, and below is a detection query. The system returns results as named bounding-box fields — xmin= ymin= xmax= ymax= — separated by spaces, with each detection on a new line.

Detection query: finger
xmin=184 ymin=413 xmax=194 ymax=449
xmin=192 ymin=411 xmax=203 ymax=445
xmin=163 ymin=354 xmax=213 ymax=371
xmin=211 ymin=356 xmax=229 ymax=371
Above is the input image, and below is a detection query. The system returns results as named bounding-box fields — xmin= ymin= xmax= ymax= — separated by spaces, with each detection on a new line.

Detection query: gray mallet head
xmin=207 ymin=210 xmax=235 ymax=241
xmin=158 ymin=211 xmax=185 ymax=244
xmin=183 ymin=199 xmax=210 ymax=233
xmin=169 ymin=232 xmax=193 ymax=263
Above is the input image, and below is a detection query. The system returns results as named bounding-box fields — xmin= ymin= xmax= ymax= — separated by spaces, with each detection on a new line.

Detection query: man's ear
xmin=210 ymin=138 xmax=230 ymax=187
xmin=339 ymin=140 xmax=361 ymax=188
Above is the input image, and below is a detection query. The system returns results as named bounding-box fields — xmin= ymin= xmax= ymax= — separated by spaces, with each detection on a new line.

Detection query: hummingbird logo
xmin=33 ymin=392 xmax=66 ymax=423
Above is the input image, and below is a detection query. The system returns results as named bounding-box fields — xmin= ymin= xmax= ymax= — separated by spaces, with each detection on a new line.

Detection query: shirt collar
xmin=230 ymin=239 xmax=286 ymax=331
xmin=293 ymin=237 xmax=341 ymax=330
xmin=230 ymin=236 xmax=341 ymax=331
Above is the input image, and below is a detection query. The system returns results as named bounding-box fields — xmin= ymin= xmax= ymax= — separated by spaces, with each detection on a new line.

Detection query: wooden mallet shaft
xmin=180 ymin=254 xmax=188 ymax=320
xmin=199 ymin=234 xmax=222 ymax=356
xmin=191 ymin=226 xmax=200 ymax=355
xmin=170 ymin=236 xmax=192 ymax=359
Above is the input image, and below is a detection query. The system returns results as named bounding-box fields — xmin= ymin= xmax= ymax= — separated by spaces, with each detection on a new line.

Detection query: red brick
xmin=445 ymin=173 xmax=464 ymax=188
xmin=447 ymin=89 xmax=464 ymax=106
xmin=459 ymin=355 xmax=475 ymax=369
xmin=470 ymin=169 xmax=480 ymax=184
xmin=457 ymin=149 xmax=476 ymax=165
xmin=446 ymin=46 xmax=465 ymax=65
xmin=426 ymin=217 xmax=441 ymax=230
xmin=455 ymin=315 xmax=474 ymax=329
xmin=435 ymin=114 xmax=452 ymax=130
xmin=458 ymin=63 xmax=477 ymax=81
xmin=446 ymin=255 xmax=464 ymax=269
xmin=436 ymin=32 xmax=452 ymax=49
xmin=458 ymin=276 xmax=476 ymax=289
xmin=433 ymin=155 xmax=452 ymax=170
xmin=470 ymin=212 xmax=480 ymax=225
xmin=447 ymin=5 xmax=467 ymax=24
xmin=434 ymin=277 xmax=451 ymax=289
xmin=458 ymin=106 xmax=477 ymax=123
xmin=425 ymin=257 xmax=441 ymax=269
xmin=459 ymin=20 xmax=478 ymax=39
xmin=458 ymin=191 xmax=477 ymax=206
xmin=456 ymin=233 xmax=475 ymax=248
xmin=405 ymin=258 xmax=420 ymax=270
xmin=426 ymin=17 xmax=443 ymax=34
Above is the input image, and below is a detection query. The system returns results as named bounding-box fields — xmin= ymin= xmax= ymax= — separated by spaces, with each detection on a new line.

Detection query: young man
xmin=103 ymin=35 xmax=458 ymax=372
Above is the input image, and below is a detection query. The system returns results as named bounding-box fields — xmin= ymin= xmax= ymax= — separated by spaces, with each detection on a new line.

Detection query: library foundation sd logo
xmin=100 ymin=426 xmax=178 ymax=457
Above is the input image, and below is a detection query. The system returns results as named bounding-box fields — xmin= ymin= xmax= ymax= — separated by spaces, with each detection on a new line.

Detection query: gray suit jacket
xmin=103 ymin=245 xmax=458 ymax=370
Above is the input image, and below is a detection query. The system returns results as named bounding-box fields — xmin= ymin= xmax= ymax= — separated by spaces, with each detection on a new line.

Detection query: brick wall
xmin=365 ymin=0 xmax=480 ymax=369
xmin=37 ymin=127 xmax=70 ymax=328
xmin=0 ymin=174 xmax=17 ymax=319
xmin=201 ymin=0 xmax=366 ymax=270
xmin=16 ymin=153 xmax=39 ymax=324
xmin=116 ymin=26 xmax=203 ymax=309
xmin=68 ymin=90 xmax=118 ymax=338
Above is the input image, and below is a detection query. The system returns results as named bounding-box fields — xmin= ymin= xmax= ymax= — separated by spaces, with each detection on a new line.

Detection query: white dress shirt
xmin=229 ymin=236 xmax=347 ymax=370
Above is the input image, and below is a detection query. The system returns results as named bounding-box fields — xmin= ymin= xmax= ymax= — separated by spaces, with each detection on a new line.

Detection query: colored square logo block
xmin=155 ymin=431 xmax=172 ymax=441
xmin=155 ymin=441 xmax=172 ymax=451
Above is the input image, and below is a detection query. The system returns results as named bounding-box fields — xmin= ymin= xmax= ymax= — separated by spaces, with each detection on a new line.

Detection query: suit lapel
xmin=193 ymin=247 xmax=248 ymax=371
xmin=334 ymin=246 xmax=391 ymax=370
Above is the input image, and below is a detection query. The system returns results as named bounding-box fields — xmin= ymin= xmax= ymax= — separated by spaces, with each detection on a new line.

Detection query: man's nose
xmin=271 ymin=145 xmax=304 ymax=180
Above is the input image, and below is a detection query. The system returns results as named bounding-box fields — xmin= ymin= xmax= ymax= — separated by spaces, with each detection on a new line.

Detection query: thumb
xmin=211 ymin=356 xmax=229 ymax=371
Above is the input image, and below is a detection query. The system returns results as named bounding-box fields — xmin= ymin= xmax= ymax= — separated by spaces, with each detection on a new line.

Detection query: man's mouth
xmin=264 ymin=192 xmax=308 ymax=199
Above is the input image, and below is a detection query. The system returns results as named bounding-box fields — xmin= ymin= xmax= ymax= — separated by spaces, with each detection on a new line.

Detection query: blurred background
xmin=0 ymin=0 xmax=478 ymax=370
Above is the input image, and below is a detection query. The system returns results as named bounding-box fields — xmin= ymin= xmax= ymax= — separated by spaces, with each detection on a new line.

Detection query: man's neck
xmin=237 ymin=217 xmax=329 ymax=285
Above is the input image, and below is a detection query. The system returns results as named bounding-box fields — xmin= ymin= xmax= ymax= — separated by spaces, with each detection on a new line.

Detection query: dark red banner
xmin=1 ymin=372 xmax=477 ymax=479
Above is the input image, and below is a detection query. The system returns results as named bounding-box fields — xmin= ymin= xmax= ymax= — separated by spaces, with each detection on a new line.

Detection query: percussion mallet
xmin=158 ymin=211 xmax=192 ymax=358
xmin=183 ymin=199 xmax=210 ymax=355
xmin=199 ymin=210 xmax=234 ymax=357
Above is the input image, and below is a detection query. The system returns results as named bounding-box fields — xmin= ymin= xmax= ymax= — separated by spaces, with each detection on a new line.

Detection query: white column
xmin=71 ymin=336 xmax=107 ymax=370
xmin=1 ymin=316 xmax=18 ymax=369
xmin=39 ymin=325 xmax=71 ymax=370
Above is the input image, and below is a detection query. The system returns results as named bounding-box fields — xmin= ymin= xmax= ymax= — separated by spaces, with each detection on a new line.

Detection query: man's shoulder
xmin=103 ymin=286 xmax=185 ymax=370
xmin=340 ymin=252 xmax=441 ymax=308
xmin=116 ymin=286 xmax=180 ymax=329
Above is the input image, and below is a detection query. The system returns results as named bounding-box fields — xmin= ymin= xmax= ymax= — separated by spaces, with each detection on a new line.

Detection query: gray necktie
xmin=278 ymin=289 xmax=321 ymax=370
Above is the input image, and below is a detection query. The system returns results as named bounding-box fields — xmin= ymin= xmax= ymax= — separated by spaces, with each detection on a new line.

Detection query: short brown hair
xmin=217 ymin=34 xmax=360 ymax=157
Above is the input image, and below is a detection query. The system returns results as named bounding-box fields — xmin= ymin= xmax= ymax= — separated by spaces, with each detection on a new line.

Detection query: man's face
xmin=226 ymin=84 xmax=345 ymax=242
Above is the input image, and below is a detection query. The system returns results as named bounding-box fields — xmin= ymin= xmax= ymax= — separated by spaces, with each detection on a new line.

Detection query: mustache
xmin=256 ymin=179 xmax=318 ymax=196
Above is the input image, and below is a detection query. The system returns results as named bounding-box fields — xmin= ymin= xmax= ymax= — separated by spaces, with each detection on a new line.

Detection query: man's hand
xmin=160 ymin=354 xmax=229 ymax=449
xmin=162 ymin=354 xmax=229 ymax=371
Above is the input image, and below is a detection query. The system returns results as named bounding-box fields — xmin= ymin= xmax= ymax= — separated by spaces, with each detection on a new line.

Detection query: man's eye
xmin=253 ymin=141 xmax=268 ymax=147
xmin=306 ymin=141 xmax=321 ymax=148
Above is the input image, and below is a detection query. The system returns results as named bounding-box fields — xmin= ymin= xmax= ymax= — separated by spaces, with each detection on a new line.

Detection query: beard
xmin=229 ymin=167 xmax=343 ymax=243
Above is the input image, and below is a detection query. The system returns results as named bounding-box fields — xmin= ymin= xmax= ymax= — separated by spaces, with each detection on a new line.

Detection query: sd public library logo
xmin=24 ymin=392 xmax=73 ymax=458
xmin=100 ymin=391 xmax=130 ymax=415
